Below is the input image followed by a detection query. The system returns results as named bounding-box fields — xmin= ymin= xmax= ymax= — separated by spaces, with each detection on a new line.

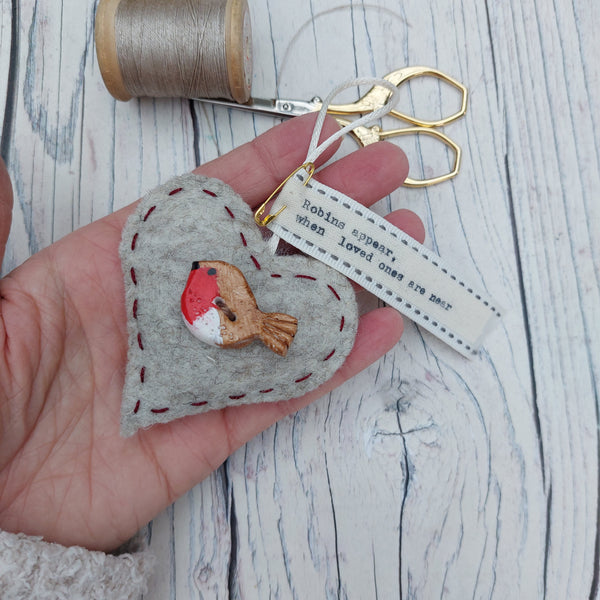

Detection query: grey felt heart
xmin=119 ymin=174 xmax=358 ymax=436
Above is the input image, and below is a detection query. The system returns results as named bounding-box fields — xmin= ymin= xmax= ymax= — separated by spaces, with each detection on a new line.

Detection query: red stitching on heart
xmin=250 ymin=255 xmax=261 ymax=270
xmin=129 ymin=185 xmax=350 ymax=421
xmin=328 ymin=285 xmax=341 ymax=301
xmin=143 ymin=206 xmax=156 ymax=221
xmin=295 ymin=373 xmax=313 ymax=383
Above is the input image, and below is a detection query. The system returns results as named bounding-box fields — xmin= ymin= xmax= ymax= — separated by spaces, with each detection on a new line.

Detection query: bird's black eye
xmin=208 ymin=268 xmax=217 ymax=275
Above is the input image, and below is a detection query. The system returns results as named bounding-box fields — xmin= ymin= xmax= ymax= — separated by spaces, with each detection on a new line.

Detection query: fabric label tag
xmin=267 ymin=172 xmax=502 ymax=357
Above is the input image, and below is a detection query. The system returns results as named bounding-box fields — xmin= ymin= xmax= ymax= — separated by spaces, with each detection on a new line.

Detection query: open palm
xmin=0 ymin=115 xmax=423 ymax=552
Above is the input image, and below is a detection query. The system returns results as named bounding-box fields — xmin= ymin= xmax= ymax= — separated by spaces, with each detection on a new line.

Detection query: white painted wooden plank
xmin=0 ymin=0 xmax=13 ymax=149
xmin=406 ymin=5 xmax=549 ymax=593
xmin=146 ymin=470 xmax=233 ymax=600
xmin=487 ymin=2 xmax=600 ymax=598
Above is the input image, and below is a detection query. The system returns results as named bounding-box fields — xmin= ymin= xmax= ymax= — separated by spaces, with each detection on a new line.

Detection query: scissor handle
xmin=378 ymin=125 xmax=462 ymax=187
xmin=327 ymin=66 xmax=468 ymax=129
xmin=336 ymin=117 xmax=462 ymax=187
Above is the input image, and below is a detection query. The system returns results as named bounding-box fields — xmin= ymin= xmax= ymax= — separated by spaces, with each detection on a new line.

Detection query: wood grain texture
xmin=0 ymin=0 xmax=598 ymax=598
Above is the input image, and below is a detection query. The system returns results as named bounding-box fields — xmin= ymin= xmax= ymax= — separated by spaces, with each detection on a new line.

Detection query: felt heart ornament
xmin=119 ymin=174 xmax=358 ymax=436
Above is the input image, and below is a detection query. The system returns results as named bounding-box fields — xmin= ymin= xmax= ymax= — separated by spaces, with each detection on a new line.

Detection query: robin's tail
xmin=260 ymin=312 xmax=298 ymax=357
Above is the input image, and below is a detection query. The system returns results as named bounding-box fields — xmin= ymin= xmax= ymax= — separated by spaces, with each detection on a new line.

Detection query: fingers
xmin=385 ymin=208 xmax=426 ymax=244
xmin=315 ymin=141 xmax=409 ymax=206
xmin=104 ymin=113 xmax=342 ymax=232
xmin=0 ymin=158 xmax=13 ymax=270
xmin=106 ymin=114 xmax=411 ymax=235
xmin=196 ymin=113 xmax=342 ymax=207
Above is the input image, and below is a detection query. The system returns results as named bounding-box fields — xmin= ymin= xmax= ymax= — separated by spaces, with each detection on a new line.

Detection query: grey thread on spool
xmin=115 ymin=0 xmax=234 ymax=100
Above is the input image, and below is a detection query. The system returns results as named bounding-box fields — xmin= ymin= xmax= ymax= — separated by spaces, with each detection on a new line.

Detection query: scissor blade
xmin=193 ymin=96 xmax=320 ymax=118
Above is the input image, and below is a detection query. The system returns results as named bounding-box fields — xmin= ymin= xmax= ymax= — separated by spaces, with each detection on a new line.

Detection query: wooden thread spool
xmin=95 ymin=0 xmax=252 ymax=103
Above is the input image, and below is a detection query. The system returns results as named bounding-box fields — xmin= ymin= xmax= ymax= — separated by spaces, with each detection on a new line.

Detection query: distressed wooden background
xmin=1 ymin=0 xmax=599 ymax=598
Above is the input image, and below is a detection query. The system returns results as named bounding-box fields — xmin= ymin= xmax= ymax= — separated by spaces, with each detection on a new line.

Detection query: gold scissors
xmin=196 ymin=66 xmax=468 ymax=187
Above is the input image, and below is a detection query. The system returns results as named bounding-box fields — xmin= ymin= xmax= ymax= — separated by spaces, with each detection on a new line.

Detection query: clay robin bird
xmin=181 ymin=260 xmax=298 ymax=357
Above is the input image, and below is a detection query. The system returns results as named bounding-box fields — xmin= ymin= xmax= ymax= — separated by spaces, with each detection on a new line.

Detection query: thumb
xmin=0 ymin=157 xmax=13 ymax=271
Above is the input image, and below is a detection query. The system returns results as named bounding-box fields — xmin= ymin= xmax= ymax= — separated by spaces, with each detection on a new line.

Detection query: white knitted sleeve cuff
xmin=0 ymin=529 xmax=155 ymax=600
